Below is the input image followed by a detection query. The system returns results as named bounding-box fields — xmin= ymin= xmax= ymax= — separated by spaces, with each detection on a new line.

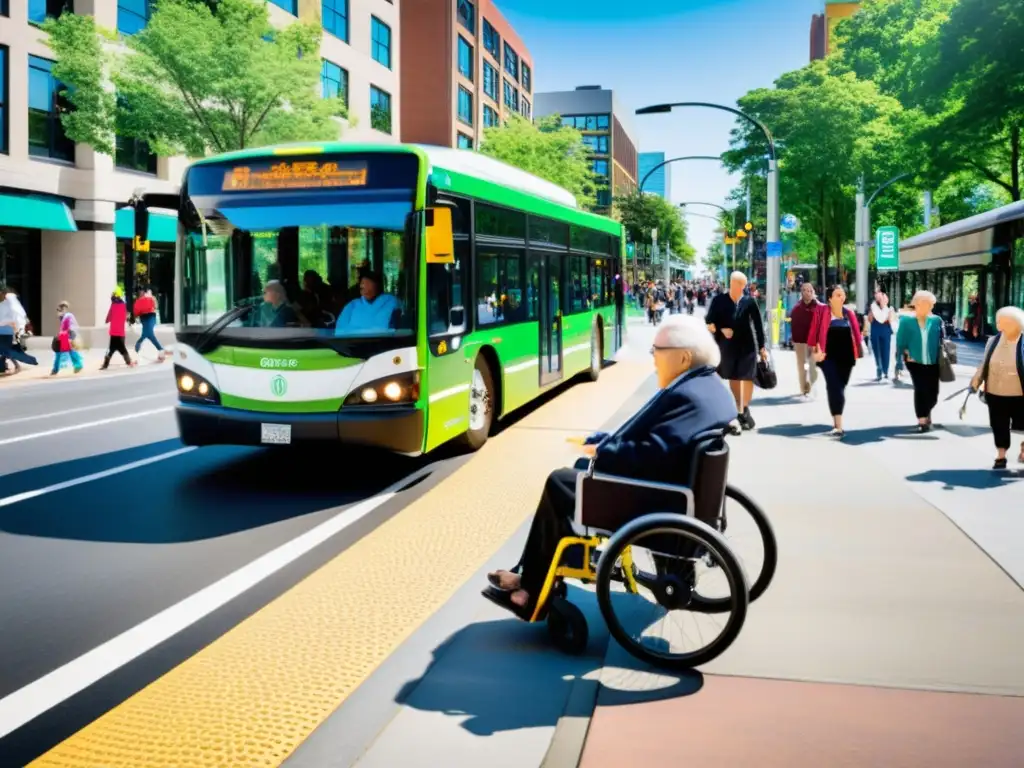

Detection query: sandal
xmin=481 ymin=586 xmax=531 ymax=620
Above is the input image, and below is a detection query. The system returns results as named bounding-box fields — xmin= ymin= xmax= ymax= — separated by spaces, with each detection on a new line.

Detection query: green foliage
xmin=44 ymin=0 xmax=347 ymax=157
xmin=479 ymin=115 xmax=599 ymax=209
xmin=614 ymin=189 xmax=693 ymax=265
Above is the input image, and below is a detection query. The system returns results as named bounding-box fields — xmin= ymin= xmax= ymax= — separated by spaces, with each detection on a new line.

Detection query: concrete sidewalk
xmin=1 ymin=335 xmax=172 ymax=386
xmin=580 ymin=347 xmax=1024 ymax=768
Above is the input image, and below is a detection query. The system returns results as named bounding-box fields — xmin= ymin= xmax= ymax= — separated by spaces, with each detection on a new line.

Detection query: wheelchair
xmin=519 ymin=433 xmax=777 ymax=671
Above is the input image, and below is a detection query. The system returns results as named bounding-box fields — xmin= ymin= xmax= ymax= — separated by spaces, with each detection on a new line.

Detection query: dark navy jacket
xmin=593 ymin=365 xmax=737 ymax=485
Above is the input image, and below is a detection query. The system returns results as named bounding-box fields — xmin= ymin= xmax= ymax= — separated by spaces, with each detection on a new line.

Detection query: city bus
xmin=134 ymin=143 xmax=625 ymax=454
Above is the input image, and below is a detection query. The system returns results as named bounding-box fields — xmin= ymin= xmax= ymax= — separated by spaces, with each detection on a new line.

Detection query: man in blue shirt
xmin=335 ymin=272 xmax=398 ymax=335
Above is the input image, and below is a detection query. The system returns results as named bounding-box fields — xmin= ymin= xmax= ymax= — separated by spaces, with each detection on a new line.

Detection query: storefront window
xmin=0 ymin=228 xmax=42 ymax=334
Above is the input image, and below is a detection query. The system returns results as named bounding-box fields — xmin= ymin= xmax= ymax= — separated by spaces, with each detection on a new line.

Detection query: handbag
xmin=748 ymin=304 xmax=776 ymax=389
xmin=51 ymin=335 xmax=60 ymax=353
xmin=938 ymin=322 xmax=956 ymax=383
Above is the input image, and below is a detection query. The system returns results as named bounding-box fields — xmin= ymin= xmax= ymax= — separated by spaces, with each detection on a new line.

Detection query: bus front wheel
xmin=459 ymin=356 xmax=495 ymax=451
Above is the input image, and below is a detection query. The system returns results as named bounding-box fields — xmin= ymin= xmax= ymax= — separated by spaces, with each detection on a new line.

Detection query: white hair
xmin=996 ymin=306 xmax=1024 ymax=331
xmin=654 ymin=315 xmax=722 ymax=368
xmin=911 ymin=290 xmax=936 ymax=307
xmin=730 ymin=271 xmax=748 ymax=285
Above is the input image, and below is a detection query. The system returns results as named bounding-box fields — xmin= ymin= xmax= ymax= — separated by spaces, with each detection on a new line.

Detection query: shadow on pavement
xmin=906 ymin=468 xmax=1024 ymax=490
xmin=0 ymin=440 xmax=429 ymax=544
xmin=758 ymin=423 xmax=942 ymax=444
xmin=393 ymin=586 xmax=702 ymax=738
xmin=750 ymin=394 xmax=803 ymax=407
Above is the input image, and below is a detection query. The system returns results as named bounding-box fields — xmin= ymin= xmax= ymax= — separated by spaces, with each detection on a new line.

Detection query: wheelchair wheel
xmin=596 ymin=513 xmax=748 ymax=671
xmin=689 ymin=484 xmax=778 ymax=613
xmin=547 ymin=597 xmax=589 ymax=655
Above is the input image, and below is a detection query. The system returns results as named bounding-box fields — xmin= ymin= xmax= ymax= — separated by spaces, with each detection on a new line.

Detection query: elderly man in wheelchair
xmin=483 ymin=314 xmax=776 ymax=669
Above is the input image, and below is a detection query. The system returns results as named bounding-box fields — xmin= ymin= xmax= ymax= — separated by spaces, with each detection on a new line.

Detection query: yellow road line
xmin=32 ymin=362 xmax=651 ymax=768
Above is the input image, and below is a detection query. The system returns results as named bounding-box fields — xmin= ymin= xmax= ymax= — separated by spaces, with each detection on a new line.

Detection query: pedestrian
xmin=51 ymin=301 xmax=84 ymax=375
xmin=970 ymin=306 xmax=1024 ymax=469
xmin=866 ymin=288 xmax=897 ymax=381
xmin=809 ymin=285 xmax=863 ymax=438
xmin=705 ymin=271 xmax=768 ymax=431
xmin=895 ymin=290 xmax=943 ymax=432
xmin=0 ymin=284 xmax=38 ymax=374
xmin=102 ymin=287 xmax=135 ymax=370
xmin=132 ymin=287 xmax=166 ymax=361
xmin=788 ymin=282 xmax=820 ymax=396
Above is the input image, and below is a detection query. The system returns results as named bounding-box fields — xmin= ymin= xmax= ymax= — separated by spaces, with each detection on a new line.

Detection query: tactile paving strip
xmin=31 ymin=361 xmax=651 ymax=768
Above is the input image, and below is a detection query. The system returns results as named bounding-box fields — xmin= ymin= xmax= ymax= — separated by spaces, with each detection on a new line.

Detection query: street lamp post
xmin=637 ymin=102 xmax=780 ymax=346
xmin=854 ymin=172 xmax=914 ymax=312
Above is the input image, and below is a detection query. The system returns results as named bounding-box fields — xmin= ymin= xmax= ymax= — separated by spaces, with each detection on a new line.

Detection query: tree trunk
xmin=1011 ymin=123 xmax=1020 ymax=202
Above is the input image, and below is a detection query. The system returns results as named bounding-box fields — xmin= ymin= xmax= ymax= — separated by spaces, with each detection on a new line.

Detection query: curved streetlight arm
xmin=636 ymin=102 xmax=776 ymax=160
xmin=866 ymin=172 xmax=914 ymax=208
xmin=677 ymin=201 xmax=729 ymax=214
xmin=638 ymin=155 xmax=722 ymax=195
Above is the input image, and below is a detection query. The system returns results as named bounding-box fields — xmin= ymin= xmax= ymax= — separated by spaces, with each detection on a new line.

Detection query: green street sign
xmin=876 ymin=225 xmax=899 ymax=272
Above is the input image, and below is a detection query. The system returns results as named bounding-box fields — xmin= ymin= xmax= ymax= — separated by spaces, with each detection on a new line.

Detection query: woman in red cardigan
xmin=809 ymin=285 xmax=863 ymax=438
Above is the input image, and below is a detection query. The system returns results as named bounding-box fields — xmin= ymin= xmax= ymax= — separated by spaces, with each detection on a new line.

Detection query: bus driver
xmin=335 ymin=271 xmax=398 ymax=335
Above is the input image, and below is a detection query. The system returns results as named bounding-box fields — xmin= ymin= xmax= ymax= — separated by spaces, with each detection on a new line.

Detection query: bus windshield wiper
xmin=193 ymin=302 xmax=257 ymax=354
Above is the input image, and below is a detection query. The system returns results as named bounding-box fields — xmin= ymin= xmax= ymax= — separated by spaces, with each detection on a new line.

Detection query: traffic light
xmin=744 ymin=221 xmax=753 ymax=231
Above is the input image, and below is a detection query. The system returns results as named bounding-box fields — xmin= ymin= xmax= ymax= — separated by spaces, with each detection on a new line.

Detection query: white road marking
xmin=1 ymin=394 xmax=169 ymax=426
xmin=0 ymin=447 xmax=196 ymax=508
xmin=0 ymin=462 xmax=438 ymax=739
xmin=0 ymin=407 xmax=174 ymax=446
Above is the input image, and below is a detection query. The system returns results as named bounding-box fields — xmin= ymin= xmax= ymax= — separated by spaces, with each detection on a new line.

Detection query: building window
xmin=521 ymin=62 xmax=531 ymax=94
xmin=322 ymin=0 xmax=348 ymax=42
xmin=482 ymin=61 xmax=498 ymax=101
xmin=457 ymin=86 xmax=473 ymax=126
xmin=457 ymin=0 xmax=475 ymax=33
xmin=268 ymin=0 xmax=297 ymax=14
xmin=115 ymin=134 xmax=157 ymax=174
xmin=117 ymin=0 xmax=149 ymax=35
xmin=0 ymin=0 xmax=6 ymax=16
xmin=371 ymin=17 xmax=392 ymax=69
xmin=596 ymin=189 xmax=611 ymax=208
xmin=28 ymin=0 xmax=71 ymax=24
xmin=482 ymin=19 xmax=500 ymax=60
xmin=503 ymin=42 xmax=518 ymax=81
xmin=521 ymin=97 xmax=530 ymax=119
xmin=592 ymin=159 xmax=609 ymax=176
xmin=0 ymin=46 xmax=6 ymax=154
xmin=503 ymin=80 xmax=518 ymax=111
xmin=370 ymin=85 xmax=392 ymax=134
xmin=582 ymin=135 xmax=608 ymax=153
xmin=457 ymin=133 xmax=473 ymax=150
xmin=28 ymin=55 xmax=74 ymax=162
xmin=321 ymin=59 xmax=348 ymax=105
xmin=483 ymin=105 xmax=498 ymax=128
xmin=457 ymin=36 xmax=474 ymax=82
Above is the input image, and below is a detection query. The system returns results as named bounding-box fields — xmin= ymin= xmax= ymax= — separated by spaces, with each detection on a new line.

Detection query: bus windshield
xmin=178 ymin=152 xmax=420 ymax=346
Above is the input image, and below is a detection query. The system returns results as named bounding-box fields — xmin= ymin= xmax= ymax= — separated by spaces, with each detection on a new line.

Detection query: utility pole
xmin=923 ymin=190 xmax=933 ymax=229
xmin=651 ymin=228 xmax=658 ymax=285
xmin=746 ymin=180 xmax=754 ymax=265
xmin=855 ymin=175 xmax=868 ymax=313
xmin=765 ymin=158 xmax=780 ymax=349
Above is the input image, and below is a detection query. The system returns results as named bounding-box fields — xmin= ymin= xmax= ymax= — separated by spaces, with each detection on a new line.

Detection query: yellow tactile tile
xmin=31 ymin=361 xmax=651 ymax=768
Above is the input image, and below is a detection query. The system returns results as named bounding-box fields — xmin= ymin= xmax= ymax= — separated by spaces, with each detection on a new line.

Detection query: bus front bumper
xmin=175 ymin=402 xmax=425 ymax=453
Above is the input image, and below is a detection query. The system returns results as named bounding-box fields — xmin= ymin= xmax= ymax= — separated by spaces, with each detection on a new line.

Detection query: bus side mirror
xmin=425 ymin=207 xmax=454 ymax=264
xmin=134 ymin=204 xmax=150 ymax=243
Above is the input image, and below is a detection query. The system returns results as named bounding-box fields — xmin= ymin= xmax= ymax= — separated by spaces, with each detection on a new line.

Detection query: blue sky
xmin=499 ymin=0 xmax=824 ymax=265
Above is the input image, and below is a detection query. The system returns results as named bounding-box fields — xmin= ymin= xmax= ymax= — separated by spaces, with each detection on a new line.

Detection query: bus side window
xmin=427 ymin=236 xmax=468 ymax=336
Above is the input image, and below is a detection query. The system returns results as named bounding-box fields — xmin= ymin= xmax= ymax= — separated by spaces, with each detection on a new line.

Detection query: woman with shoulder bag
xmin=970 ymin=307 xmax=1024 ymax=469
xmin=809 ymin=285 xmax=862 ymax=438
xmin=51 ymin=301 xmax=84 ymax=376
xmin=895 ymin=291 xmax=943 ymax=432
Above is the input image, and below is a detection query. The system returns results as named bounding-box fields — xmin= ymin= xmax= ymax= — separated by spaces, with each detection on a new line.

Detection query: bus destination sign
xmin=222 ymin=160 xmax=368 ymax=192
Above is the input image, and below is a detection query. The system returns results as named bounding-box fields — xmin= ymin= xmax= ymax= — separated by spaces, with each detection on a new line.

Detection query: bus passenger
xmin=260 ymin=281 xmax=300 ymax=327
xmin=335 ymin=272 xmax=398 ymax=335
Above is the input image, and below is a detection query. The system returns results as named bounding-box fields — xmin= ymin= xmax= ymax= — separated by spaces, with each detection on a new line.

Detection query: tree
xmin=614 ymin=188 xmax=693 ymax=265
xmin=479 ymin=115 xmax=599 ymax=209
xmin=44 ymin=0 xmax=346 ymax=157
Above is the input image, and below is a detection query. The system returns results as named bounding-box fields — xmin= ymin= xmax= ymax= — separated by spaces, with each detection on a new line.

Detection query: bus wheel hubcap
xmin=469 ymin=368 xmax=489 ymax=431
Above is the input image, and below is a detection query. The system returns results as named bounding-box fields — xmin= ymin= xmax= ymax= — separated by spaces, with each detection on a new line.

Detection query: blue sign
xmin=767 ymin=241 xmax=783 ymax=258
xmin=780 ymin=214 xmax=799 ymax=233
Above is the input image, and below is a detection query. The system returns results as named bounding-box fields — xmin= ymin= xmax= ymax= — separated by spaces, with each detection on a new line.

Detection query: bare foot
xmin=510 ymin=590 xmax=529 ymax=607
xmin=488 ymin=570 xmax=520 ymax=590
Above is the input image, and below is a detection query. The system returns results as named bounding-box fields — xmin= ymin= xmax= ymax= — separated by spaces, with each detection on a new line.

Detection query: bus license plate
xmin=260 ymin=423 xmax=292 ymax=445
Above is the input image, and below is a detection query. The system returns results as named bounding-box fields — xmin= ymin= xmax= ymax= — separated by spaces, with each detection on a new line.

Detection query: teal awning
xmin=115 ymin=207 xmax=178 ymax=242
xmin=0 ymin=193 xmax=78 ymax=232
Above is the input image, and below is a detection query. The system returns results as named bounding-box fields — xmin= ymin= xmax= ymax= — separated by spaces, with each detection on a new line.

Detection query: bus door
xmin=539 ymin=253 xmax=564 ymax=386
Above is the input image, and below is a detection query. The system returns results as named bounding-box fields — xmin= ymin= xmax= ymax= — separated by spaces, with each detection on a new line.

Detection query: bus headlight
xmin=175 ymin=365 xmax=220 ymax=405
xmin=345 ymin=371 xmax=421 ymax=407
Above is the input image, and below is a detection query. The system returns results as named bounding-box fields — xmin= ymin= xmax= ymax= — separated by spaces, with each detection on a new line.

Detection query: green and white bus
xmin=136 ymin=143 xmax=625 ymax=454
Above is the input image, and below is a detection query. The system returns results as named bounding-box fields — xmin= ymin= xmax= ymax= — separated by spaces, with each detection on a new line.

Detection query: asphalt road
xmin=0 ymin=368 xmax=468 ymax=765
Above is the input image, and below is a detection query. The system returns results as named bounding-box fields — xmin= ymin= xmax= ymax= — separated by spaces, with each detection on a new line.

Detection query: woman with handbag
xmin=970 ymin=306 xmax=1024 ymax=469
xmin=50 ymin=301 xmax=84 ymax=376
xmin=809 ymin=285 xmax=863 ymax=438
xmin=895 ymin=290 xmax=944 ymax=432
